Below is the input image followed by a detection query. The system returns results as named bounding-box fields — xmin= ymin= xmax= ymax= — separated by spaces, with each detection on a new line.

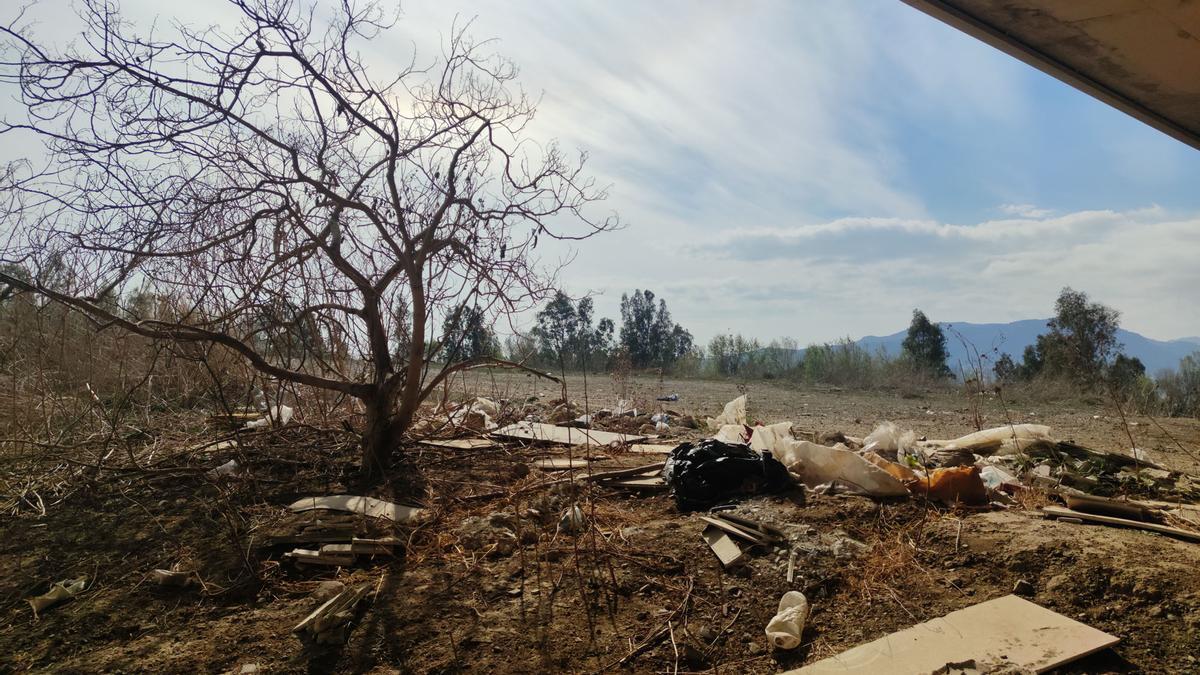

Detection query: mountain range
xmin=853 ymin=319 xmax=1198 ymax=375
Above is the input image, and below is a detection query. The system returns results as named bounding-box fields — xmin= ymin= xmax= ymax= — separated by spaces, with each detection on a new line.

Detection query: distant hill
xmin=853 ymin=319 xmax=1199 ymax=376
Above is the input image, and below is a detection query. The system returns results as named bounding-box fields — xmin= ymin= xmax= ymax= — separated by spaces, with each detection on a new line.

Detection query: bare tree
xmin=0 ymin=0 xmax=615 ymax=481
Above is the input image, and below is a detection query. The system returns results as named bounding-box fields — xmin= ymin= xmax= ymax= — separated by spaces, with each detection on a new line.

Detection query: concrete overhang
xmin=902 ymin=0 xmax=1200 ymax=150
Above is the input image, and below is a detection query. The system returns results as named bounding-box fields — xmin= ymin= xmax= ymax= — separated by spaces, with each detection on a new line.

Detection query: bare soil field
xmin=3 ymin=372 xmax=1200 ymax=674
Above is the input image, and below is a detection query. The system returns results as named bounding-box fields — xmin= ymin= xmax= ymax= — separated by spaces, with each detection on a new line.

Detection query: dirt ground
xmin=3 ymin=372 xmax=1200 ymax=674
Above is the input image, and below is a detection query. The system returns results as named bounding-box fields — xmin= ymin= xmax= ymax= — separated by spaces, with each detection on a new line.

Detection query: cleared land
xmin=2 ymin=373 xmax=1199 ymax=673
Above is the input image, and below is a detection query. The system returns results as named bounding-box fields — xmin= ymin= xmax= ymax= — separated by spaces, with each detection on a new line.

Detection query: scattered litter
xmin=786 ymin=549 xmax=797 ymax=583
xmin=792 ymin=595 xmax=1118 ymax=674
xmin=27 ymin=576 xmax=87 ymax=616
xmin=293 ymin=584 xmax=370 ymax=645
xmin=707 ymin=394 xmax=747 ymax=430
xmin=1043 ymin=505 xmax=1200 ymax=542
xmin=656 ymin=394 xmax=680 ymax=402
xmin=288 ymin=495 xmax=423 ymax=524
xmin=765 ymin=590 xmax=810 ymax=650
xmin=492 ymin=421 xmax=647 ymax=447
xmin=662 ymin=439 xmax=791 ymax=510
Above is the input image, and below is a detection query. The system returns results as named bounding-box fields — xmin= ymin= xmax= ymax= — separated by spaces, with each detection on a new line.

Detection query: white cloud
xmin=999 ymin=203 xmax=1055 ymax=218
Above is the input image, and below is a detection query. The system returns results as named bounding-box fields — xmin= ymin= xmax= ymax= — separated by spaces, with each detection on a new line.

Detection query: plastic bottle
xmin=765 ymin=591 xmax=810 ymax=649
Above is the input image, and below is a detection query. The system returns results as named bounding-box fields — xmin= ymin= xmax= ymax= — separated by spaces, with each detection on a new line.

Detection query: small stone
xmin=1013 ymin=579 xmax=1035 ymax=596
xmin=747 ymin=641 xmax=764 ymax=655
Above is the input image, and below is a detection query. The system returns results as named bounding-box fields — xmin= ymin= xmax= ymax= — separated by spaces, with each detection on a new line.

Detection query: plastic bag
xmin=661 ymin=438 xmax=791 ymax=511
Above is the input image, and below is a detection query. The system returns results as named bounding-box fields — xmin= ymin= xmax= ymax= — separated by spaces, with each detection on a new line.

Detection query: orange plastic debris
xmin=908 ymin=465 xmax=988 ymax=505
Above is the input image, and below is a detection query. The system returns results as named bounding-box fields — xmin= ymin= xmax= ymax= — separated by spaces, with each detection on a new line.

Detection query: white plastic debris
xmin=655 ymin=421 xmax=670 ymax=433
xmin=28 ymin=576 xmax=87 ymax=616
xmin=765 ymin=590 xmax=810 ymax=650
xmin=863 ymin=421 xmax=917 ymax=456
xmin=979 ymin=464 xmax=1020 ymax=490
xmin=208 ymin=459 xmax=240 ymax=478
xmin=707 ymin=394 xmax=747 ymax=430
xmin=935 ymin=424 xmax=1052 ymax=455
xmin=559 ymin=504 xmax=586 ymax=533
xmin=245 ymin=404 xmax=294 ymax=429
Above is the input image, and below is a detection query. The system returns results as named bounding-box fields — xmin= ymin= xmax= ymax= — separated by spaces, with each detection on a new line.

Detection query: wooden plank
xmin=702 ymin=525 xmax=743 ymax=568
xmin=419 ymin=438 xmax=500 ymax=450
xmin=535 ymin=456 xmax=608 ymax=471
xmin=288 ymin=495 xmax=423 ymax=524
xmin=698 ymin=516 xmax=769 ymax=546
xmin=585 ymin=462 xmax=666 ymax=482
xmin=492 ymin=421 xmax=646 ymax=447
xmin=609 ymin=477 xmax=667 ymax=491
xmin=712 ymin=512 xmax=786 ymax=542
xmin=1042 ymin=506 xmax=1200 ymax=542
xmin=1064 ymin=494 xmax=1151 ymax=521
xmin=790 ymin=595 xmax=1118 ymax=674
xmin=628 ymin=443 xmax=677 ymax=455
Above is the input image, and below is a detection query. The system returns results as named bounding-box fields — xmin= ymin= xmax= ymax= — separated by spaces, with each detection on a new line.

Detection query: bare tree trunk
xmin=360 ymin=389 xmax=399 ymax=483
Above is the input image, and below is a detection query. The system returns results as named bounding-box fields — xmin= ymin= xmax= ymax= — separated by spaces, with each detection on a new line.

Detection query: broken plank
xmin=608 ymin=477 xmax=667 ymax=491
xmin=628 ymin=443 xmax=676 ymax=455
xmin=535 ymin=456 xmax=608 ymax=471
xmin=698 ymin=516 xmax=769 ymax=546
xmin=294 ymin=585 xmax=369 ymax=636
xmin=419 ymin=437 xmax=500 ymax=450
xmin=790 ymin=594 xmax=1118 ymax=674
xmin=284 ymin=549 xmax=354 ymax=566
xmin=712 ymin=512 xmax=786 ymax=542
xmin=492 ymin=421 xmax=646 ymax=447
xmin=1063 ymin=494 xmax=1151 ymax=521
xmin=1042 ymin=505 xmax=1200 ymax=542
xmin=702 ymin=525 xmax=744 ymax=568
xmin=288 ymin=495 xmax=423 ymax=524
xmin=585 ymin=462 xmax=666 ymax=482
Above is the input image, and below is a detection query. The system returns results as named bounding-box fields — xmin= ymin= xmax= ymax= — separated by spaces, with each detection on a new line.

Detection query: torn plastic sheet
xmin=662 ymin=438 xmax=791 ymax=511
xmin=707 ymin=395 xmax=747 ymax=430
xmin=777 ymin=441 xmax=909 ymax=497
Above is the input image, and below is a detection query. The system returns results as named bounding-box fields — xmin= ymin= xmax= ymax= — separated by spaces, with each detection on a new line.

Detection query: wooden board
xmin=698 ymin=516 xmax=769 ymax=546
xmin=791 ymin=594 xmax=1118 ymax=674
xmin=702 ymin=525 xmax=743 ymax=567
xmin=288 ymin=495 xmax=423 ymax=524
xmin=1043 ymin=505 xmax=1200 ymax=542
xmin=628 ymin=443 xmax=677 ymax=455
xmin=419 ymin=438 xmax=500 ymax=450
xmin=609 ymin=477 xmax=667 ymax=491
xmin=535 ymin=457 xmax=608 ymax=471
xmin=492 ymin=421 xmax=646 ymax=447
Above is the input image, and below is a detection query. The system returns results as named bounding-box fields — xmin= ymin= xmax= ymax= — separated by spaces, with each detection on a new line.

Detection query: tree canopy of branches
xmin=0 ymin=0 xmax=615 ymax=481
xmin=901 ymin=309 xmax=951 ymax=378
xmin=1017 ymin=288 xmax=1123 ymax=388
xmin=439 ymin=304 xmax=498 ymax=363
xmin=617 ymin=289 xmax=692 ymax=369
xmin=532 ymin=291 xmax=612 ymax=372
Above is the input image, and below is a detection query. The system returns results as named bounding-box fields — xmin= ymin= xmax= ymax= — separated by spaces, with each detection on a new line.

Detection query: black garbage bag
xmin=661 ymin=438 xmax=792 ymax=511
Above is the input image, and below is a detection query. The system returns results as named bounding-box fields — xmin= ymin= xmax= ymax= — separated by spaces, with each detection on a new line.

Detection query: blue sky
xmin=392 ymin=0 xmax=1200 ymax=343
xmin=4 ymin=0 xmax=1199 ymax=343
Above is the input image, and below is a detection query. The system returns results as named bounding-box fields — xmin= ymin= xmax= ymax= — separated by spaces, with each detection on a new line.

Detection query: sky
xmin=3 ymin=0 xmax=1200 ymax=344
